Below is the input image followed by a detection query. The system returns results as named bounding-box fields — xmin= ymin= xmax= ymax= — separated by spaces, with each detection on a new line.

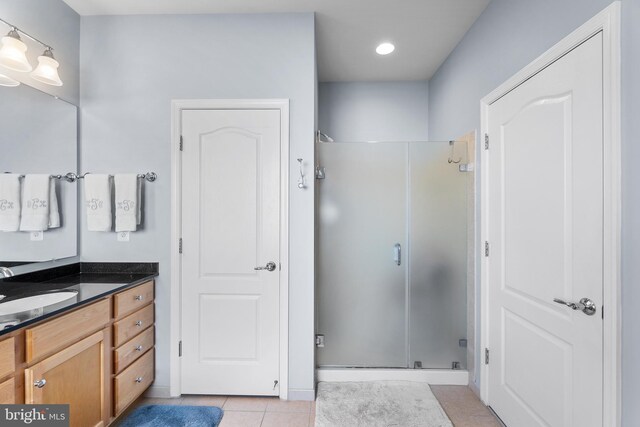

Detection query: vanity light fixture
xmin=376 ymin=42 xmax=395 ymax=55
xmin=0 ymin=73 xmax=19 ymax=87
xmin=0 ymin=18 xmax=63 ymax=87
xmin=31 ymin=48 xmax=63 ymax=86
xmin=0 ymin=28 xmax=32 ymax=72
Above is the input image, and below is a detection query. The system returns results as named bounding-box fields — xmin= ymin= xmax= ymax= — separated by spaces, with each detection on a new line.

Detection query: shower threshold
xmin=316 ymin=367 xmax=468 ymax=385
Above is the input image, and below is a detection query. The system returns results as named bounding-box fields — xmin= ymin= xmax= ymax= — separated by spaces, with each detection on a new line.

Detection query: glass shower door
xmin=409 ymin=142 xmax=468 ymax=369
xmin=316 ymin=142 xmax=408 ymax=367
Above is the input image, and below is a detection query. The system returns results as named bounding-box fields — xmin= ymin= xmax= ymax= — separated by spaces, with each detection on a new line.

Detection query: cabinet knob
xmin=34 ymin=379 xmax=46 ymax=388
xmin=135 ymin=377 xmax=143 ymax=383
xmin=135 ymin=345 xmax=143 ymax=352
xmin=134 ymin=295 xmax=144 ymax=301
xmin=135 ymin=320 xmax=143 ymax=327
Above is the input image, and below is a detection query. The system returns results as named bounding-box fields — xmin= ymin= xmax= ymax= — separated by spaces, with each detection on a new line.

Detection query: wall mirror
xmin=0 ymin=83 xmax=78 ymax=270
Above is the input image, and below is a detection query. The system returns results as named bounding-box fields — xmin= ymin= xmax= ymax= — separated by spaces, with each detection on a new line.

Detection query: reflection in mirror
xmin=0 ymin=83 xmax=78 ymax=267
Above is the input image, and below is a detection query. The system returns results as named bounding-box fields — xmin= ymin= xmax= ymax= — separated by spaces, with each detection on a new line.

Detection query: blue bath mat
xmin=119 ymin=405 xmax=223 ymax=427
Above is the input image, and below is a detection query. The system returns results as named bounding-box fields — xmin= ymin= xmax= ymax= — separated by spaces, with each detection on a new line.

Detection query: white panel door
xmin=181 ymin=109 xmax=281 ymax=395
xmin=487 ymin=33 xmax=603 ymax=426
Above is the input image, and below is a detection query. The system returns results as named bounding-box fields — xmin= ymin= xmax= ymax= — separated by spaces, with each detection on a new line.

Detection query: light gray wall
xmin=621 ymin=0 xmax=640 ymax=424
xmin=80 ymin=13 xmax=316 ymax=398
xmin=318 ymin=81 xmax=428 ymax=141
xmin=0 ymin=0 xmax=80 ymax=104
xmin=428 ymin=0 xmax=640 ymax=424
xmin=428 ymin=0 xmax=613 ymax=140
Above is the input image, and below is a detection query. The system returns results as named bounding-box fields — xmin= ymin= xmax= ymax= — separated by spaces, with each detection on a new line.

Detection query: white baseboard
xmin=287 ymin=389 xmax=316 ymax=401
xmin=144 ymin=385 xmax=172 ymax=398
xmin=316 ymin=369 xmax=469 ymax=385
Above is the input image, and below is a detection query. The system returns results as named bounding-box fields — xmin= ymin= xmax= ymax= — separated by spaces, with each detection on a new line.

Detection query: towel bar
xmin=4 ymin=172 xmax=158 ymax=183
xmin=4 ymin=173 xmax=78 ymax=182
xmin=77 ymin=172 xmax=158 ymax=182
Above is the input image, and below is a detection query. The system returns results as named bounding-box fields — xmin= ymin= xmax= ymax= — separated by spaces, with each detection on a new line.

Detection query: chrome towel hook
xmin=448 ymin=140 xmax=461 ymax=164
xmin=297 ymin=158 xmax=306 ymax=189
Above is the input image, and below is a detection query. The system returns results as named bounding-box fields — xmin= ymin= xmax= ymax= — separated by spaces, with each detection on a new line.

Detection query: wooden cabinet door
xmin=25 ymin=330 xmax=106 ymax=427
xmin=0 ymin=378 xmax=15 ymax=404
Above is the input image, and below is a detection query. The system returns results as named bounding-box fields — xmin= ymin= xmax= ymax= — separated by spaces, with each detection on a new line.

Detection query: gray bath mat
xmin=316 ymin=381 xmax=453 ymax=427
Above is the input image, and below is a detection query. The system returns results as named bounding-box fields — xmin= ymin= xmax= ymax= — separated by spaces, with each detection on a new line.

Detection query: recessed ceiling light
xmin=376 ymin=42 xmax=395 ymax=55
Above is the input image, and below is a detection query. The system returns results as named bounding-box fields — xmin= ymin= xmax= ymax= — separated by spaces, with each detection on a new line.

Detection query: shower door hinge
xmin=485 ymin=348 xmax=490 ymax=365
xmin=179 ymin=340 xmax=182 ymax=357
xmin=179 ymin=238 xmax=183 ymax=254
xmin=180 ymin=136 xmax=184 ymax=151
xmin=485 ymin=241 xmax=490 ymax=257
xmin=484 ymin=134 xmax=489 ymax=150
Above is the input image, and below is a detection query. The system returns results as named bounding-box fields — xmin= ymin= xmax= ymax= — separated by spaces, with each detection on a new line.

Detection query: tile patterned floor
xmin=431 ymin=386 xmax=504 ymax=427
xmin=117 ymin=386 xmax=501 ymax=427
xmin=117 ymin=395 xmax=315 ymax=427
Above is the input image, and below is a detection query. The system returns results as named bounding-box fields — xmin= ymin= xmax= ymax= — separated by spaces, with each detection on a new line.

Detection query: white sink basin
xmin=0 ymin=291 xmax=78 ymax=316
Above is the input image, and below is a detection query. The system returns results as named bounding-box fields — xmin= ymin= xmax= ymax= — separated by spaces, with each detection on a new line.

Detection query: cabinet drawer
xmin=113 ymin=281 xmax=154 ymax=319
xmin=0 ymin=378 xmax=14 ymax=404
xmin=114 ymin=326 xmax=154 ymax=374
xmin=113 ymin=304 xmax=154 ymax=347
xmin=25 ymin=299 xmax=110 ymax=363
xmin=0 ymin=338 xmax=15 ymax=379
xmin=114 ymin=349 xmax=154 ymax=415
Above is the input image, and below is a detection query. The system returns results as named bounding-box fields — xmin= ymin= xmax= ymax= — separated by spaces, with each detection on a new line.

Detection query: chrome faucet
xmin=0 ymin=267 xmax=14 ymax=278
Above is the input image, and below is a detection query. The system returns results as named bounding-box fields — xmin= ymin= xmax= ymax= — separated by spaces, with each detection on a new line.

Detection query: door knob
xmin=553 ymin=297 xmax=597 ymax=316
xmin=254 ymin=262 xmax=277 ymax=272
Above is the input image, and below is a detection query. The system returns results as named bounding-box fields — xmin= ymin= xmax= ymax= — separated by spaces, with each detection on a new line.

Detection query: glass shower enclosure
xmin=316 ymin=140 xmax=469 ymax=370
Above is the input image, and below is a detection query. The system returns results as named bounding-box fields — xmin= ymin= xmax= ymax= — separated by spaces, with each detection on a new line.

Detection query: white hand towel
xmin=0 ymin=174 xmax=21 ymax=232
xmin=19 ymin=174 xmax=50 ymax=232
xmin=48 ymin=179 xmax=60 ymax=228
xmin=115 ymin=174 xmax=139 ymax=232
xmin=84 ymin=174 xmax=112 ymax=232
xmin=136 ymin=177 xmax=142 ymax=226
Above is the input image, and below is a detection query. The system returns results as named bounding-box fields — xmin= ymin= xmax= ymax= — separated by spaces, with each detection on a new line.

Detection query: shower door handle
xmin=393 ymin=244 xmax=401 ymax=266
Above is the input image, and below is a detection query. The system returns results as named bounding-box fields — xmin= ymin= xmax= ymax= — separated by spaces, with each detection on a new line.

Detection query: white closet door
xmin=487 ymin=33 xmax=603 ymax=426
xmin=181 ymin=109 xmax=281 ymax=395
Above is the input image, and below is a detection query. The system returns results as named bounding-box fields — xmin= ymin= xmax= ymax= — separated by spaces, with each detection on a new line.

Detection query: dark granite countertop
xmin=0 ymin=263 xmax=158 ymax=336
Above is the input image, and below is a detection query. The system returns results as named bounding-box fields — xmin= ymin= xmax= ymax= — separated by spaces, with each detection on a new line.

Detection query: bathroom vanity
xmin=0 ymin=263 xmax=157 ymax=427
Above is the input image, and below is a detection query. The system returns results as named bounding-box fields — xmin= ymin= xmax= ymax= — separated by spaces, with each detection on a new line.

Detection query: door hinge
xmin=179 ymin=238 xmax=183 ymax=254
xmin=180 ymin=135 xmax=184 ymax=151
xmin=179 ymin=340 xmax=182 ymax=357
xmin=485 ymin=348 xmax=490 ymax=365
xmin=315 ymin=334 xmax=325 ymax=347
xmin=484 ymin=133 xmax=489 ymax=150
xmin=485 ymin=241 xmax=490 ymax=257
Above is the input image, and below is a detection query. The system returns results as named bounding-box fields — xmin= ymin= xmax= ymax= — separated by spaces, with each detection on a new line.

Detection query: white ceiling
xmin=62 ymin=0 xmax=491 ymax=82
